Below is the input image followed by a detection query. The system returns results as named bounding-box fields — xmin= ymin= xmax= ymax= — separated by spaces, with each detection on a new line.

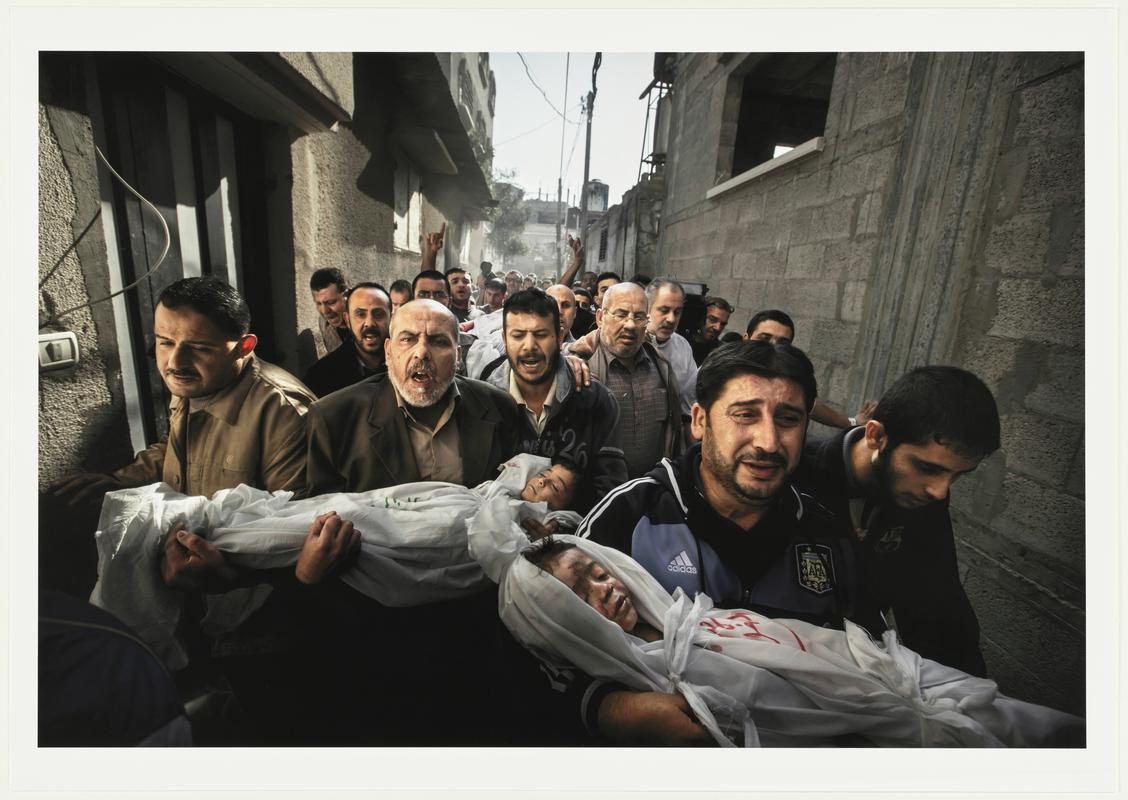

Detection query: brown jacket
xmin=305 ymin=373 xmax=521 ymax=495
xmin=111 ymin=356 xmax=314 ymax=499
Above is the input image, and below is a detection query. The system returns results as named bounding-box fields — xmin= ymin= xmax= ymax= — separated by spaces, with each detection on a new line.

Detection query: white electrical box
xmin=39 ymin=331 xmax=80 ymax=371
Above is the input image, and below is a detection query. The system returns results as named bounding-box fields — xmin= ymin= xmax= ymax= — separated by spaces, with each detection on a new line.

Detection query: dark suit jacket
xmin=302 ymin=341 xmax=384 ymax=399
xmin=305 ymin=372 xmax=521 ymax=495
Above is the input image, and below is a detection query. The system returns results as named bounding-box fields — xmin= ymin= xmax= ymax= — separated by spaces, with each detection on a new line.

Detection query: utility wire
xmin=494 ymin=102 xmax=581 ymax=147
xmin=45 ymin=145 xmax=171 ymax=327
xmin=516 ymin=52 xmax=577 ymax=124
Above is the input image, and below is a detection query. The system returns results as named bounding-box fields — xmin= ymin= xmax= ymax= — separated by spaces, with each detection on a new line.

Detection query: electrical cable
xmin=493 ymin=102 xmax=581 ymax=147
xmin=516 ymin=53 xmax=577 ymax=124
xmin=45 ymin=145 xmax=171 ymax=327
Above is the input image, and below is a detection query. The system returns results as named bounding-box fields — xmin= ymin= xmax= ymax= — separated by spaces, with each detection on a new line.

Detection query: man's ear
xmin=690 ymin=402 xmax=708 ymax=441
xmin=863 ymin=419 xmax=887 ymax=453
xmin=236 ymin=334 xmax=258 ymax=357
xmin=595 ymin=308 xmax=604 ymax=328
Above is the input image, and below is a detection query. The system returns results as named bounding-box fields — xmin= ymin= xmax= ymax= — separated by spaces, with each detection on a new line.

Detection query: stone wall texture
xmin=658 ymin=52 xmax=1084 ymax=715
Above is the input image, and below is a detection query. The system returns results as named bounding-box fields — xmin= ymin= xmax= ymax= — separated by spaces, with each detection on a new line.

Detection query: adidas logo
xmin=666 ymin=550 xmax=698 ymax=575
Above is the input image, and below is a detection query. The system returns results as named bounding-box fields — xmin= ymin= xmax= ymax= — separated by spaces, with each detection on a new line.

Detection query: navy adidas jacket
xmin=578 ymin=444 xmax=863 ymax=628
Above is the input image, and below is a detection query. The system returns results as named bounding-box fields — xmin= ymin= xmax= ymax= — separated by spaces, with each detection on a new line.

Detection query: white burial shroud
xmin=465 ymin=486 xmax=1084 ymax=748
xmin=90 ymin=453 xmax=568 ymax=671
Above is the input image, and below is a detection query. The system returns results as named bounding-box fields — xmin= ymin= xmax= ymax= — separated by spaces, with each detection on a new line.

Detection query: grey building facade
xmin=655 ymin=52 xmax=1084 ymax=715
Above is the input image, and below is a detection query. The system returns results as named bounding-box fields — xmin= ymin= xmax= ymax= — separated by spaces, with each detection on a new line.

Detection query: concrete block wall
xmin=658 ymin=52 xmax=1084 ymax=715
xmin=38 ymin=55 xmax=135 ymax=488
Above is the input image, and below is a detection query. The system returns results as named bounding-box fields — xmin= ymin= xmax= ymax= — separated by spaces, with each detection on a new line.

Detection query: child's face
xmin=547 ymin=548 xmax=639 ymax=633
xmin=520 ymin=464 xmax=577 ymax=510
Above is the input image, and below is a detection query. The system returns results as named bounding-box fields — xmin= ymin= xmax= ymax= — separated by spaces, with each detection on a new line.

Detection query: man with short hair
xmin=412 ymin=270 xmax=451 ymax=307
xmin=310 ymin=268 xmax=351 ymax=353
xmin=388 ymin=279 xmax=413 ymax=314
xmin=444 ymin=266 xmax=479 ymax=323
xmin=302 ymin=299 xmax=528 ymax=744
xmin=306 ymin=299 xmax=520 ymax=494
xmin=479 ymin=289 xmax=626 ymax=513
xmin=579 ymin=270 xmax=598 ymax=295
xmin=302 ymin=283 xmax=392 ymax=398
xmin=646 ymin=279 xmax=697 ymax=417
xmin=744 ymin=309 xmax=875 ymax=429
xmin=795 ymin=366 xmax=1000 ymax=676
xmin=504 ymin=270 xmax=523 ymax=299
xmin=479 ymin=278 xmax=507 ymax=314
xmin=545 ymin=284 xmax=579 ymax=343
xmin=574 ymin=287 xmax=593 ymax=311
xmin=593 ymin=271 xmax=621 ymax=309
xmin=573 ymin=340 xmax=863 ymax=744
xmin=585 ymin=283 xmax=683 ymax=479
xmin=51 ymin=276 xmax=314 ymax=504
xmin=689 ymin=295 xmax=733 ymax=365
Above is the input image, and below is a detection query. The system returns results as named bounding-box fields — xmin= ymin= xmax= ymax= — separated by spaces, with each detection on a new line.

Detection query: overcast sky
xmin=489 ymin=52 xmax=656 ymax=209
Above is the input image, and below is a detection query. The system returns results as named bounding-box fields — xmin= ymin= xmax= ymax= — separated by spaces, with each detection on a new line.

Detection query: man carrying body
xmin=302 ymin=283 xmax=391 ymax=398
xmin=51 ymin=276 xmax=313 ymax=504
xmin=478 ymin=289 xmax=626 ymax=513
xmin=745 ymin=309 xmax=876 ymax=430
xmin=795 ymin=365 xmax=999 ymax=676
xmin=569 ymin=340 xmax=863 ymax=744
xmin=309 ymin=268 xmax=351 ymax=354
xmin=583 ymin=282 xmax=683 ymax=479
xmin=689 ymin=295 xmax=733 ymax=365
xmin=303 ymin=299 xmax=540 ymax=744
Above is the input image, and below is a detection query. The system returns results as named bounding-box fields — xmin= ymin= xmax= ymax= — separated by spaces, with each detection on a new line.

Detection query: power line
xmin=516 ymin=52 xmax=578 ymax=124
xmin=494 ymin=102 xmax=581 ymax=147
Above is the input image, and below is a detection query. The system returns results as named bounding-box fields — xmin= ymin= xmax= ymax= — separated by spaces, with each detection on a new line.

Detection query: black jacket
xmin=302 ymin=341 xmax=384 ymax=399
xmin=480 ymin=354 xmax=627 ymax=514
xmin=795 ymin=428 xmax=987 ymax=677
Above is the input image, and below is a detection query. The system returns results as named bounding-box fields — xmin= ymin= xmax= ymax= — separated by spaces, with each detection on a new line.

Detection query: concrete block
xmin=732 ymin=245 xmax=787 ymax=279
xmin=784 ymin=243 xmax=827 ymax=278
xmin=735 ymin=279 xmax=770 ymax=313
xmin=1047 ymin=206 xmax=1084 ymax=278
xmin=850 ymin=66 xmax=910 ymax=131
xmin=699 ymin=207 xmax=722 ymax=234
xmin=1013 ymin=65 xmax=1083 ymax=143
xmin=987 ymin=277 xmax=1084 ymax=347
xmin=808 ymin=198 xmax=855 ymax=242
xmin=822 ymin=237 xmax=878 ymax=282
xmin=840 ymin=281 xmax=867 ymax=323
xmin=963 ymin=568 xmax=1084 ymax=714
xmin=855 ymin=191 xmax=884 ymax=238
xmin=1067 ymin=439 xmax=1084 ymax=499
xmin=983 ymin=212 xmax=1052 ymax=275
xmin=719 ymin=201 xmax=741 ymax=231
xmin=738 ymin=194 xmax=767 ymax=224
xmin=989 ymin=147 xmax=1029 ymax=219
xmin=960 ymin=336 xmax=1026 ymax=394
xmin=999 ymin=410 xmax=1084 ymax=486
xmin=784 ymin=208 xmax=814 ymax=245
xmin=1024 ymin=347 xmax=1084 ymax=423
xmin=1019 ymin=136 xmax=1083 ymax=212
xmin=994 ymin=472 xmax=1085 ymax=573
xmin=830 ymin=145 xmax=899 ymax=199
xmin=949 ymin=450 xmax=1008 ymax=522
xmin=782 ymin=280 xmax=839 ymax=319
xmin=806 ymin=318 xmax=860 ymax=364
xmin=1017 ymin=53 xmax=1083 ymax=85
xmin=794 ymin=169 xmax=832 ymax=209
xmin=764 ymin=178 xmax=797 ymax=215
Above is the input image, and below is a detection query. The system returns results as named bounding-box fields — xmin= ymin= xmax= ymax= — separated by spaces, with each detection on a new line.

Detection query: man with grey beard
xmin=305 ymin=299 xmax=520 ymax=493
xmin=584 ymin=282 xmax=684 ymax=478
xmin=301 ymin=299 xmax=526 ymax=745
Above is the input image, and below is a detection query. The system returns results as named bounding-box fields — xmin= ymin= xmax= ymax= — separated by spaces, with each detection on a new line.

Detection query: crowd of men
xmin=43 ymin=227 xmax=1006 ymax=748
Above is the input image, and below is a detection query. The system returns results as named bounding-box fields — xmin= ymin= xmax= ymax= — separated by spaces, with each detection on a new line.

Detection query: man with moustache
xmin=646 ymin=278 xmax=698 ymax=417
xmin=571 ymin=342 xmax=862 ymax=744
xmin=479 ymin=289 xmax=625 ymax=513
xmin=583 ymin=282 xmax=683 ymax=479
xmin=302 ymin=299 xmax=535 ymax=744
xmin=689 ymin=295 xmax=734 ymax=365
xmin=545 ymin=283 xmax=580 ymax=344
xmin=444 ymin=266 xmax=479 ymax=323
xmin=50 ymin=276 xmax=313 ymax=505
xmin=302 ymin=283 xmax=391 ymax=398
